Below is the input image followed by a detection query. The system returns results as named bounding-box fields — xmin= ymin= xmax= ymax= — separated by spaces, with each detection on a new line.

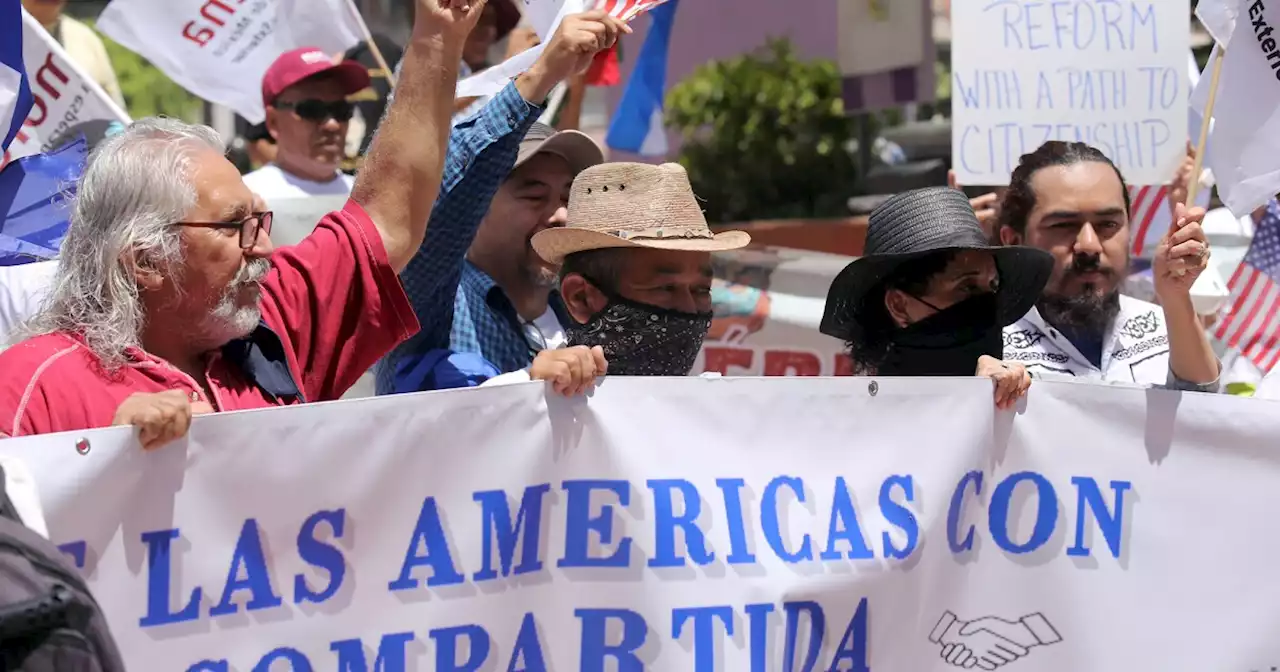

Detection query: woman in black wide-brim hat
xmin=821 ymin=186 xmax=1054 ymax=409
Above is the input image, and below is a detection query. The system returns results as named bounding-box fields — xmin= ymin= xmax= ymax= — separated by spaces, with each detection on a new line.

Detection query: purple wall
xmin=604 ymin=0 xmax=840 ymax=163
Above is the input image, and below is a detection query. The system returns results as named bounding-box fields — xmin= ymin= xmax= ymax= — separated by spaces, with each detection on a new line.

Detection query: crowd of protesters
xmin=1 ymin=0 xmax=1276 ymax=449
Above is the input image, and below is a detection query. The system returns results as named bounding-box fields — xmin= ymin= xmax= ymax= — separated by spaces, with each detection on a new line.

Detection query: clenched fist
xmin=414 ymin=0 xmax=489 ymax=41
xmin=112 ymin=390 xmax=214 ymax=450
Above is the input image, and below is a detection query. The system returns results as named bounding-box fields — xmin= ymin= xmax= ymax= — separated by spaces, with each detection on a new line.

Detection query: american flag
xmin=1214 ymin=201 xmax=1280 ymax=373
xmin=1128 ymin=185 xmax=1170 ymax=258
xmin=596 ymin=0 xmax=670 ymax=21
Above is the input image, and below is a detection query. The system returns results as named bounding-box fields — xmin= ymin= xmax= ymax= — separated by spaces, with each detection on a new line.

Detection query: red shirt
xmin=0 ymin=200 xmax=418 ymax=438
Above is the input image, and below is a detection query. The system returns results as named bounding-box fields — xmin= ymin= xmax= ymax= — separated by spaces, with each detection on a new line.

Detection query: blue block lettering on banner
xmin=558 ymin=480 xmax=632 ymax=568
xmin=329 ymin=631 xmax=416 ymax=671
xmin=294 ymin=509 xmax=347 ymax=604
xmin=672 ymin=605 xmax=734 ymax=671
xmin=253 ymin=648 xmax=312 ymax=672
xmin=473 ymin=484 xmax=551 ymax=581
xmin=508 ymin=612 xmax=549 ymax=671
xmin=118 ymin=466 xmax=1132 ymax=669
xmin=951 ymin=0 xmax=1181 ymax=183
xmin=945 ymin=471 xmax=1132 ymax=558
xmin=389 ymin=496 xmax=465 ymax=590
xmin=140 ymin=528 xmax=201 ymax=627
xmin=209 ymin=518 xmax=283 ymax=616
xmin=880 ymin=475 xmax=919 ymax=559
xmin=714 ymin=478 xmax=758 ymax=564
xmin=1067 ymin=476 xmax=1132 ymax=558
xmin=648 ymin=479 xmax=715 ymax=567
xmin=819 ymin=476 xmax=873 ymax=561
xmin=761 ymin=476 xmax=813 ymax=562
xmin=577 ymin=608 xmax=647 ymax=672
xmin=431 ymin=623 xmax=491 ymax=672
xmin=782 ymin=601 xmax=824 ymax=672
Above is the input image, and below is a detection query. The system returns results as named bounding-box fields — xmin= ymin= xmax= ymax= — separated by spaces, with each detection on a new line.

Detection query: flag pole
xmin=1188 ymin=46 xmax=1225 ymax=206
xmin=343 ymin=0 xmax=397 ymax=90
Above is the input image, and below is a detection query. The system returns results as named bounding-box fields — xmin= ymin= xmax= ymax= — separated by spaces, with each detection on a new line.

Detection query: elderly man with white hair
xmin=0 ymin=0 xmax=487 ymax=446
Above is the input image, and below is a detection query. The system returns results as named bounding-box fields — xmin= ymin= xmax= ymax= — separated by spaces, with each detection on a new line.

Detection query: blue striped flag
xmin=0 ymin=0 xmax=33 ymax=151
xmin=606 ymin=0 xmax=678 ymax=156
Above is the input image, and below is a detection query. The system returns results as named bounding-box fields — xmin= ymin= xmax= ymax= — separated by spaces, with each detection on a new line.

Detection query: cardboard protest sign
xmin=950 ymin=0 xmax=1189 ymax=185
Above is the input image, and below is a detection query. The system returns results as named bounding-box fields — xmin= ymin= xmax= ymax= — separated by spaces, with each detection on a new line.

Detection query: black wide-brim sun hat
xmin=820 ymin=186 xmax=1054 ymax=343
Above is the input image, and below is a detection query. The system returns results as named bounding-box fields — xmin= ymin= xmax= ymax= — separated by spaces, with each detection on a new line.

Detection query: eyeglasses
xmin=272 ymin=99 xmax=355 ymax=123
xmin=174 ymin=212 xmax=273 ymax=250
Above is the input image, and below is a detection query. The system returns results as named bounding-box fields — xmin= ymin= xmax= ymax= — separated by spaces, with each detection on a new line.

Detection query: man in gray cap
xmin=376 ymin=10 xmax=622 ymax=394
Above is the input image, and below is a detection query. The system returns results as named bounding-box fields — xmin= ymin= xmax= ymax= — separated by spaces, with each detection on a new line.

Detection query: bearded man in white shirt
xmin=995 ymin=141 xmax=1221 ymax=391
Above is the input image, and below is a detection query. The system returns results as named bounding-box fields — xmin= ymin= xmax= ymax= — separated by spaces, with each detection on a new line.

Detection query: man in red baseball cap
xmin=243 ymin=47 xmax=371 ymax=203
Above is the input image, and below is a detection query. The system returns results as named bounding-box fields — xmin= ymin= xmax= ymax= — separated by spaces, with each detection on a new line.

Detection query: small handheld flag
xmin=606 ymin=0 xmax=678 ymax=156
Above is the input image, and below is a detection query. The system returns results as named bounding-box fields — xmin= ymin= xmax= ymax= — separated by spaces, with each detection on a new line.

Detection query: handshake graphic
xmin=928 ymin=611 xmax=1062 ymax=670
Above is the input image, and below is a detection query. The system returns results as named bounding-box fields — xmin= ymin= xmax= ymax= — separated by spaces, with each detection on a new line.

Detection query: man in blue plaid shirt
xmin=375 ymin=11 xmax=624 ymax=395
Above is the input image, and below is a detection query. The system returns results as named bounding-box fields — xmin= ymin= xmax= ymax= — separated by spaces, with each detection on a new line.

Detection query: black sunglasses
xmin=272 ymin=99 xmax=355 ymax=123
xmin=174 ymin=212 xmax=274 ymax=250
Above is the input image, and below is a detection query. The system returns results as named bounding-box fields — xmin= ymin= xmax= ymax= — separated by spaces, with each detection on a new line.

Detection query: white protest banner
xmin=96 ymin=0 xmax=364 ymax=124
xmin=1 ymin=10 xmax=130 ymax=166
xmin=950 ymin=0 xmax=1189 ymax=186
xmin=5 ymin=377 xmax=1280 ymax=670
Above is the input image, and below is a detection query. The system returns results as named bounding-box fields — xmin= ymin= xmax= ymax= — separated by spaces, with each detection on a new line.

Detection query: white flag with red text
xmin=1 ymin=10 xmax=129 ymax=167
xmin=96 ymin=0 xmax=364 ymax=124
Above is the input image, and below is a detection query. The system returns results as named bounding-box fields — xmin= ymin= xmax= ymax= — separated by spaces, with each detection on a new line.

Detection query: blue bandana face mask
xmin=565 ymin=292 xmax=713 ymax=377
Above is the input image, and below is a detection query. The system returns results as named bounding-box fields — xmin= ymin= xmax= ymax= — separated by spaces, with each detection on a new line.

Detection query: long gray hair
xmin=19 ymin=118 xmax=226 ymax=367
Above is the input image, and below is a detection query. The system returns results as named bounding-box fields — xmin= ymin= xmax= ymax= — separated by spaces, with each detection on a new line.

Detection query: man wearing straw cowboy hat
xmin=481 ymin=162 xmax=752 ymax=393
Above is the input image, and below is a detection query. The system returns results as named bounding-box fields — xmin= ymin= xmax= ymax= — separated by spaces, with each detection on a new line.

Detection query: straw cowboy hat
xmin=820 ymin=186 xmax=1053 ymax=342
xmin=532 ymin=162 xmax=751 ymax=265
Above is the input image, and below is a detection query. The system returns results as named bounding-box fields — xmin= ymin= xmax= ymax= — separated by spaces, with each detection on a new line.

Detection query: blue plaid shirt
xmin=374 ymin=82 xmax=546 ymax=395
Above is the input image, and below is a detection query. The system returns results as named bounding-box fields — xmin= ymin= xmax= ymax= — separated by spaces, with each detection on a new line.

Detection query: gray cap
xmin=514 ymin=122 xmax=604 ymax=175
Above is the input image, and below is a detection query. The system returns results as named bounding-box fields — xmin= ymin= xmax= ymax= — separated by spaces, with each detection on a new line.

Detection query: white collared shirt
xmin=1003 ymin=294 xmax=1217 ymax=392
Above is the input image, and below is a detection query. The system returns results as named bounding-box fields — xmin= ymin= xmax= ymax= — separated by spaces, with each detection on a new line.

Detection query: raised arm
xmin=351 ymin=0 xmax=481 ymax=273
xmin=1154 ymin=203 xmax=1221 ymax=391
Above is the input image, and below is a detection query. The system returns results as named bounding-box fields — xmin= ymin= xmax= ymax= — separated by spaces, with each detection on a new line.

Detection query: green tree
xmin=665 ymin=39 xmax=860 ymax=223
xmin=85 ymin=19 xmax=201 ymax=120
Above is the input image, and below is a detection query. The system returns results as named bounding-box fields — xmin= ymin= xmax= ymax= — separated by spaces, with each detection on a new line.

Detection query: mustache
xmin=230 ymin=258 xmax=270 ymax=290
xmin=1066 ymin=254 xmax=1113 ymax=277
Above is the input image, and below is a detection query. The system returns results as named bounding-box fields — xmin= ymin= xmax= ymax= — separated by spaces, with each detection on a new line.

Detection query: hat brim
xmin=532 ymin=228 xmax=752 ymax=265
xmin=516 ymin=129 xmax=603 ymax=175
xmin=330 ymin=60 xmax=374 ymax=97
xmin=819 ymin=245 xmax=1054 ymax=342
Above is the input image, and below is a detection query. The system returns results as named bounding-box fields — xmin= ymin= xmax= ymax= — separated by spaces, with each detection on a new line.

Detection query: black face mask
xmin=877 ymin=292 xmax=1004 ymax=377
xmin=565 ymin=292 xmax=713 ymax=377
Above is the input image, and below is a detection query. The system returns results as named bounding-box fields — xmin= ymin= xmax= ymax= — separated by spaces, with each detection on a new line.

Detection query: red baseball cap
xmin=261 ymin=47 xmax=372 ymax=107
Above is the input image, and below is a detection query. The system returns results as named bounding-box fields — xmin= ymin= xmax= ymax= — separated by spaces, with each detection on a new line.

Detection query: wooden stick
xmin=344 ymin=0 xmax=398 ymax=89
xmin=1187 ymin=46 xmax=1224 ymax=206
